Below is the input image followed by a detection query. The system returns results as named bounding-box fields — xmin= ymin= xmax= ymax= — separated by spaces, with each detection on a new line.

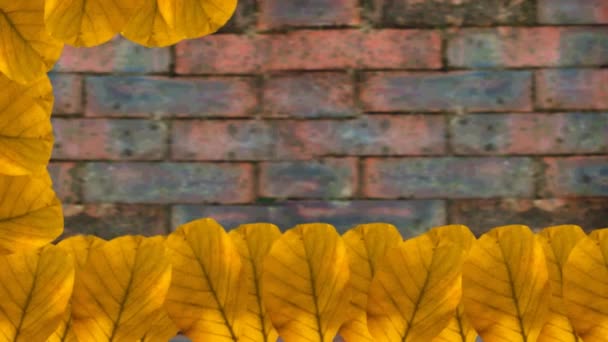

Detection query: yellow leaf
xmin=427 ymin=225 xmax=477 ymax=342
xmin=45 ymin=0 xmax=145 ymax=47
xmin=0 ymin=74 xmax=53 ymax=176
xmin=139 ymin=310 xmax=179 ymax=342
xmin=367 ymin=231 xmax=465 ymax=341
xmin=0 ymin=173 xmax=63 ymax=254
xmin=262 ymin=223 xmax=351 ymax=342
xmin=563 ymin=228 xmax=608 ymax=341
xmin=0 ymin=0 xmax=63 ymax=84
xmin=339 ymin=223 xmax=402 ymax=342
xmin=462 ymin=225 xmax=550 ymax=342
xmin=165 ymin=218 xmax=247 ymax=341
xmin=0 ymin=245 xmax=74 ymax=341
xmin=121 ymin=0 xmax=183 ymax=47
xmin=48 ymin=235 xmax=106 ymax=342
xmin=537 ymin=225 xmax=586 ymax=342
xmin=158 ymin=0 xmax=237 ymax=39
xmin=70 ymin=235 xmax=172 ymax=341
xmin=229 ymin=223 xmax=281 ymax=342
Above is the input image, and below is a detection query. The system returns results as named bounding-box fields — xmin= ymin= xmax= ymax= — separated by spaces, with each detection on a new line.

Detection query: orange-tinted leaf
xmin=229 ymin=223 xmax=281 ymax=342
xmin=339 ymin=223 xmax=402 ymax=342
xmin=0 ymin=0 xmax=63 ymax=83
xmin=0 ymin=74 xmax=53 ymax=176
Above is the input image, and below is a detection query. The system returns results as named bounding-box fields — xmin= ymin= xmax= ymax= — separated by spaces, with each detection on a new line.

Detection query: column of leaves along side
xmin=0 ymin=245 xmax=74 ymax=341
xmin=462 ymin=225 xmax=551 ymax=342
xmin=563 ymin=228 xmax=608 ymax=341
xmin=165 ymin=218 xmax=247 ymax=341
xmin=339 ymin=223 xmax=402 ymax=342
xmin=366 ymin=226 xmax=466 ymax=341
xmin=262 ymin=223 xmax=352 ymax=342
xmin=537 ymin=225 xmax=586 ymax=342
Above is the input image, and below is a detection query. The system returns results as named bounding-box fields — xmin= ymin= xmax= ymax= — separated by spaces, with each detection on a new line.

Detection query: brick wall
xmin=48 ymin=0 xmax=608 ymax=239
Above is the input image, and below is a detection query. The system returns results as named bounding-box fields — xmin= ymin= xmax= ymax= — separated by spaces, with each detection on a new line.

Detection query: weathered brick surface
xmin=542 ymin=157 xmax=608 ymax=197
xmin=448 ymin=27 xmax=608 ymax=68
xmin=52 ymin=119 xmax=167 ymax=160
xmin=361 ymin=71 xmax=533 ymax=112
xmin=451 ymin=113 xmax=608 ymax=155
xmin=275 ymin=115 xmax=446 ymax=158
xmin=364 ymin=157 xmax=535 ymax=198
xmin=175 ymin=30 xmax=441 ymax=74
xmin=49 ymin=74 xmax=82 ymax=115
xmin=536 ymin=69 xmax=608 ymax=110
xmin=259 ymin=158 xmax=358 ymax=198
xmin=263 ymin=72 xmax=357 ymax=118
xmin=380 ymin=0 xmax=535 ymax=26
xmin=86 ymin=76 xmax=258 ymax=117
xmin=61 ymin=204 xmax=168 ymax=239
xmin=49 ymin=1 xmax=608 ymax=236
xmin=82 ymin=163 xmax=254 ymax=203
xmin=171 ymin=120 xmax=275 ymax=161
xmin=258 ymin=0 xmax=360 ymax=29
xmin=538 ymin=0 xmax=608 ymax=24
xmin=172 ymin=200 xmax=446 ymax=236
xmin=450 ymin=198 xmax=608 ymax=235
xmin=54 ymin=37 xmax=171 ymax=73
xmin=48 ymin=162 xmax=81 ymax=203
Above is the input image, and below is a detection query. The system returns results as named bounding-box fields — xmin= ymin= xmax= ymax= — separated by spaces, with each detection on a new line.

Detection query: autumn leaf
xmin=229 ymin=223 xmax=281 ymax=342
xmin=0 ymin=0 xmax=63 ymax=84
xmin=0 ymin=173 xmax=63 ymax=254
xmin=0 ymin=245 xmax=74 ymax=341
xmin=538 ymin=225 xmax=586 ymax=342
xmin=121 ymin=0 xmax=184 ymax=47
xmin=367 ymin=230 xmax=465 ymax=341
xmin=339 ymin=223 xmax=402 ymax=342
xmin=262 ymin=223 xmax=351 ymax=342
xmin=428 ymin=225 xmax=477 ymax=342
xmin=165 ymin=218 xmax=247 ymax=341
xmin=158 ymin=0 xmax=237 ymax=39
xmin=45 ymin=0 xmax=145 ymax=47
xmin=563 ymin=228 xmax=608 ymax=341
xmin=0 ymin=74 xmax=54 ymax=176
xmin=139 ymin=310 xmax=179 ymax=342
xmin=70 ymin=235 xmax=172 ymax=341
xmin=462 ymin=225 xmax=550 ymax=342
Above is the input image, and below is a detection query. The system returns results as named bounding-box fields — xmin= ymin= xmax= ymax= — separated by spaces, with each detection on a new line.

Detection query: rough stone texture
xmin=49 ymin=1 xmax=608 ymax=236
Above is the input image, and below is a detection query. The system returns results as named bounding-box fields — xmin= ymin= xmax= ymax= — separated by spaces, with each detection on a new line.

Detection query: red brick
xmin=451 ymin=113 xmax=608 ymax=155
xmin=542 ymin=157 xmax=608 ymax=197
xmin=171 ymin=120 xmax=275 ymax=160
xmin=54 ymin=36 xmax=171 ymax=73
xmin=258 ymin=0 xmax=360 ymax=29
xmin=49 ymin=74 xmax=82 ymax=115
xmin=264 ymin=72 xmax=356 ymax=118
xmin=83 ymin=162 xmax=254 ymax=204
xmin=361 ymin=71 xmax=533 ymax=112
xmin=363 ymin=157 xmax=535 ymax=198
xmin=172 ymin=200 xmax=446 ymax=235
xmin=85 ymin=76 xmax=258 ymax=117
xmin=275 ymin=115 xmax=446 ymax=159
xmin=61 ymin=204 xmax=168 ymax=239
xmin=267 ymin=29 xmax=441 ymax=70
xmin=175 ymin=35 xmax=268 ymax=74
xmin=380 ymin=0 xmax=535 ymax=26
xmin=52 ymin=119 xmax=167 ymax=160
xmin=536 ymin=69 xmax=608 ymax=110
xmin=218 ymin=0 xmax=256 ymax=32
xmin=48 ymin=162 xmax=81 ymax=203
xmin=450 ymin=198 xmax=608 ymax=235
xmin=448 ymin=27 xmax=608 ymax=68
xmin=175 ymin=30 xmax=441 ymax=74
xmin=259 ymin=158 xmax=358 ymax=199
xmin=538 ymin=0 xmax=608 ymax=24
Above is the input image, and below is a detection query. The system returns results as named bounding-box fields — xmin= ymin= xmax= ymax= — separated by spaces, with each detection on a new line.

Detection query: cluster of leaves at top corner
xmin=0 ymin=0 xmax=236 ymax=254
xmin=0 ymin=219 xmax=607 ymax=342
